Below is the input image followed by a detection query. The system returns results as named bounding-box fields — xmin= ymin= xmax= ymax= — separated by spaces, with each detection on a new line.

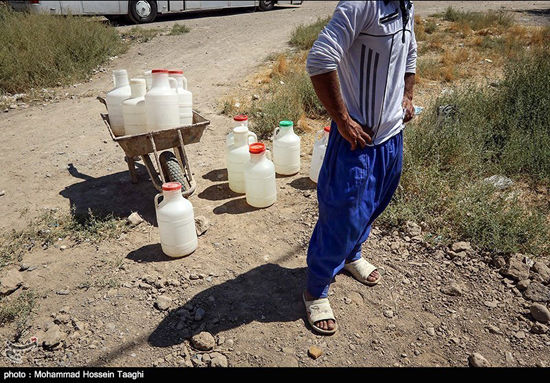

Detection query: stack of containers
xmin=105 ymin=68 xmax=195 ymax=137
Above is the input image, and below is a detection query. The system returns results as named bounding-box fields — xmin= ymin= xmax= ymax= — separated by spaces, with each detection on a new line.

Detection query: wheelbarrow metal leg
xmin=176 ymin=129 xmax=197 ymax=198
xmin=126 ymin=156 xmax=139 ymax=184
xmin=141 ymin=154 xmax=163 ymax=192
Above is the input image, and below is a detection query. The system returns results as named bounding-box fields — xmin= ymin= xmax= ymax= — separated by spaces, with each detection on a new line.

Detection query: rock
xmin=191 ymin=332 xmax=215 ymax=351
xmin=210 ymin=352 xmax=228 ymax=368
xmin=405 ymin=221 xmax=422 ymax=237
xmin=514 ymin=331 xmax=526 ymax=340
xmin=308 ymin=346 xmax=323 ymax=360
xmin=482 ymin=175 xmax=513 ymax=190
xmin=194 ymin=216 xmax=209 ymax=236
xmin=517 ymin=280 xmax=531 ymax=291
xmin=56 ymin=290 xmax=70 ymax=296
xmin=505 ymin=352 xmax=516 ymax=367
xmin=19 ymin=264 xmax=29 ymax=271
xmin=532 ymin=262 xmax=550 ymax=284
xmin=427 ymin=327 xmax=436 ymax=336
xmin=501 ymin=254 xmax=530 ymax=281
xmin=531 ymin=323 xmax=548 ymax=335
xmin=451 ymin=242 xmax=472 ymax=253
xmin=383 ymin=309 xmax=394 ymax=319
xmin=42 ymin=325 xmax=65 ymax=350
xmin=0 ymin=190 xmax=5 ymax=197
xmin=484 ymin=300 xmax=499 ymax=309
xmin=530 ymin=303 xmax=550 ymax=323
xmin=127 ymin=212 xmax=144 ymax=227
xmin=523 ymin=282 xmax=550 ymax=303
xmin=155 ymin=296 xmax=172 ymax=311
xmin=441 ymin=282 xmax=463 ymax=296
xmin=0 ymin=269 xmax=24 ymax=296
xmin=469 ymin=353 xmax=490 ymax=367
xmin=194 ymin=307 xmax=205 ymax=321
xmin=487 ymin=325 xmax=503 ymax=335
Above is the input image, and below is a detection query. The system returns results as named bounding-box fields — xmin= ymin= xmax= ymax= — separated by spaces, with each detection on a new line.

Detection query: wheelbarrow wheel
xmin=159 ymin=151 xmax=187 ymax=191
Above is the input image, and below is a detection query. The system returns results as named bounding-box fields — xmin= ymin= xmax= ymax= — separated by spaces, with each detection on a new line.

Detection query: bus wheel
xmin=258 ymin=0 xmax=275 ymax=11
xmin=128 ymin=0 xmax=158 ymax=24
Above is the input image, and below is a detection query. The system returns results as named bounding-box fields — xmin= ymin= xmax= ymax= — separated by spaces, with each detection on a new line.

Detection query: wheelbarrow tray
xmin=100 ymin=111 xmax=210 ymax=158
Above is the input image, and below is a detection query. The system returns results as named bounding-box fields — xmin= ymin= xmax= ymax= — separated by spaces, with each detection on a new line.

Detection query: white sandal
xmin=303 ymin=293 xmax=338 ymax=335
xmin=344 ymin=258 xmax=382 ymax=286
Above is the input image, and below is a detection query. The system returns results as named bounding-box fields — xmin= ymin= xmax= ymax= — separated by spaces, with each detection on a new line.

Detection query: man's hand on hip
xmin=336 ymin=116 xmax=373 ymax=151
xmin=402 ymin=96 xmax=414 ymax=123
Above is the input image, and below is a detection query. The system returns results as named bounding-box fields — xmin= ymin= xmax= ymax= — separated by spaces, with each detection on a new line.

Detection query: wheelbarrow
xmin=98 ymin=97 xmax=210 ymax=197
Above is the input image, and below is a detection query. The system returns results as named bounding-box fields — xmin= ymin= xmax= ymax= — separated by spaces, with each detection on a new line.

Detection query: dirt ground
xmin=1 ymin=1 xmax=549 ymax=368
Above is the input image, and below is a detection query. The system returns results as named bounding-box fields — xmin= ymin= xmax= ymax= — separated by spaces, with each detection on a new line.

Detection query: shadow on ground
xmin=59 ymin=163 xmax=158 ymax=225
xmin=288 ymin=177 xmax=317 ymax=191
xmin=149 ymin=263 xmax=307 ymax=348
xmin=198 ymin=183 xmax=240 ymax=201
xmin=127 ymin=244 xmax=173 ymax=263
xmin=202 ymin=169 xmax=228 ymax=182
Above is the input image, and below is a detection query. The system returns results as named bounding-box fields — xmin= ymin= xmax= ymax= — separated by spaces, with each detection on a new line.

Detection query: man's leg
xmin=306 ymin=122 xmax=378 ymax=331
xmin=344 ymin=131 xmax=404 ymax=284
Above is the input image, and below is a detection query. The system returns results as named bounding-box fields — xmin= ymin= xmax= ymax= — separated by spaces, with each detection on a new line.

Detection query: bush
xmin=0 ymin=5 xmax=126 ymax=93
xmin=290 ymin=16 xmax=331 ymax=50
xmin=380 ymin=49 xmax=550 ymax=256
xmin=441 ymin=7 xmax=513 ymax=31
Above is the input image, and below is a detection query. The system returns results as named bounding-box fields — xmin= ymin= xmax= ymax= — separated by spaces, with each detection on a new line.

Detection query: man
xmin=304 ymin=0 xmax=417 ymax=335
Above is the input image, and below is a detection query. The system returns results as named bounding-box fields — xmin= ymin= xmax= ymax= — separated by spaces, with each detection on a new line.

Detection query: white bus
xmin=7 ymin=1 xmax=304 ymax=23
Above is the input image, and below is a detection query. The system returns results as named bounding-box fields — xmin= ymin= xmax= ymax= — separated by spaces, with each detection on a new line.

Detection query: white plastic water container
xmin=244 ymin=143 xmax=277 ymax=208
xmin=122 ymin=78 xmax=148 ymax=137
xmin=155 ymin=182 xmax=198 ymax=258
xmin=226 ymin=126 xmax=257 ymax=194
xmin=309 ymin=126 xmax=331 ymax=183
xmin=169 ymin=70 xmax=193 ymax=126
xmin=226 ymin=115 xmax=256 ymax=147
xmin=145 ymin=69 xmax=180 ymax=132
xmin=225 ymin=115 xmax=257 ymax=167
xmin=273 ymin=121 xmax=301 ymax=176
xmin=106 ymin=69 xmax=131 ymax=137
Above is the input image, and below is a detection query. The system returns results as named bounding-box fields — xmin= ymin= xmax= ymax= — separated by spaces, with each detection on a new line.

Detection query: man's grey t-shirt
xmin=307 ymin=1 xmax=417 ymax=146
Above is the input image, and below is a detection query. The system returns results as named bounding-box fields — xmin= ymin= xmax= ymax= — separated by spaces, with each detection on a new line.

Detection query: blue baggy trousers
xmin=306 ymin=121 xmax=404 ymax=298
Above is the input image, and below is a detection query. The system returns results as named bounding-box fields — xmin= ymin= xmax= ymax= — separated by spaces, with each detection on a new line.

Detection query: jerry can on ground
xmin=226 ymin=125 xmax=256 ymax=194
xmin=106 ymin=69 xmax=131 ymax=136
xmin=155 ymin=182 xmax=198 ymax=258
xmin=244 ymin=143 xmax=277 ymax=208
xmin=309 ymin=126 xmax=331 ymax=184
xmin=273 ymin=120 xmax=301 ymax=176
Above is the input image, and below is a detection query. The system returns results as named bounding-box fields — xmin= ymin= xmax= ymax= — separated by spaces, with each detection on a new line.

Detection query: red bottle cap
xmin=249 ymin=143 xmax=266 ymax=154
xmin=162 ymin=182 xmax=182 ymax=191
xmin=152 ymin=69 xmax=169 ymax=74
xmin=324 ymin=126 xmax=331 ymax=132
xmin=168 ymin=70 xmax=183 ymax=74
xmin=234 ymin=115 xmax=248 ymax=122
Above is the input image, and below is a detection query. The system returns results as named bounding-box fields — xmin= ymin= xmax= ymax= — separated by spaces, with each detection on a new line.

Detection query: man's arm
xmin=403 ymin=4 xmax=418 ymax=123
xmin=306 ymin=2 xmax=375 ymax=150
xmin=310 ymin=71 xmax=373 ymax=150
xmin=402 ymin=73 xmax=415 ymax=123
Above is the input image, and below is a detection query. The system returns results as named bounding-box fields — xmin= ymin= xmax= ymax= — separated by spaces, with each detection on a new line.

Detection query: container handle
xmin=272 ymin=127 xmax=280 ymax=141
xmin=154 ymin=193 xmax=163 ymax=210
xmin=248 ymin=132 xmax=258 ymax=144
xmin=266 ymin=149 xmax=273 ymax=161
xmin=182 ymin=76 xmax=188 ymax=91
xmin=168 ymin=77 xmax=178 ymax=91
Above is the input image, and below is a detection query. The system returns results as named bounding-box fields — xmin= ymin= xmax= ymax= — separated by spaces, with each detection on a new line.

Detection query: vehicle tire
xmin=128 ymin=0 xmax=158 ymax=24
xmin=258 ymin=0 xmax=275 ymax=11
xmin=160 ymin=151 xmax=187 ymax=191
